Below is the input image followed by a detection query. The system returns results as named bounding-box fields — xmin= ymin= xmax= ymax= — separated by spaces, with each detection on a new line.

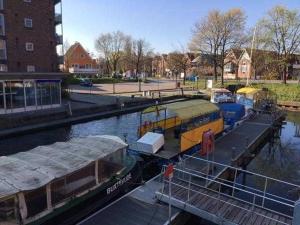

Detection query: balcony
xmin=69 ymin=68 xmax=100 ymax=74
xmin=56 ymin=34 xmax=63 ymax=45
xmin=55 ymin=14 xmax=62 ymax=25
xmin=54 ymin=0 xmax=61 ymax=5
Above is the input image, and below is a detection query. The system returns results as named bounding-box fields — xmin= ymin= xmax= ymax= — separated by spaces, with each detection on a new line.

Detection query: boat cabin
xmin=236 ymin=87 xmax=277 ymax=112
xmin=0 ymin=135 xmax=129 ymax=225
xmin=137 ymin=100 xmax=224 ymax=159
xmin=210 ymin=88 xmax=235 ymax=104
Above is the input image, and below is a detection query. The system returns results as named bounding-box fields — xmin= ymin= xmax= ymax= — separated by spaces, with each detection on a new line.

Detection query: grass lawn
xmin=184 ymin=79 xmax=300 ymax=102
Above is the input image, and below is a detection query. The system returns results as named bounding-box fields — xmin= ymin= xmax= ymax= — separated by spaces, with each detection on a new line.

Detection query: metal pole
xmin=248 ymin=26 xmax=256 ymax=86
xmin=168 ymin=177 xmax=172 ymax=224
xmin=262 ymin=178 xmax=268 ymax=208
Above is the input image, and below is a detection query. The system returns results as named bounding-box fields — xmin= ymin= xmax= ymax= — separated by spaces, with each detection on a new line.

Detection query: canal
xmin=0 ymin=111 xmax=299 ymax=224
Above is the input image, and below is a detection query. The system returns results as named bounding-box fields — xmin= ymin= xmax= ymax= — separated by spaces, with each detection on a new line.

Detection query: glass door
xmin=0 ymin=82 xmax=4 ymax=113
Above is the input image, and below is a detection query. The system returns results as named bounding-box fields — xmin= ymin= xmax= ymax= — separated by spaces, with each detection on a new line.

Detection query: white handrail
xmin=171 ymin=167 xmax=295 ymax=209
xmin=161 ymin=180 xmax=290 ymax=225
xmin=180 ymin=165 xmax=295 ymax=205
xmin=183 ymin=155 xmax=300 ymax=188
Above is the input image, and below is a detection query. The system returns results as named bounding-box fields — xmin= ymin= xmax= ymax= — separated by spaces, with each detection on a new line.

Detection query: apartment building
xmin=0 ymin=0 xmax=63 ymax=72
xmin=0 ymin=0 xmax=65 ymax=114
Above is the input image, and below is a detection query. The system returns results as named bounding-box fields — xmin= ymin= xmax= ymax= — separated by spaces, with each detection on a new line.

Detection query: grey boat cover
xmin=0 ymin=135 xmax=127 ymax=198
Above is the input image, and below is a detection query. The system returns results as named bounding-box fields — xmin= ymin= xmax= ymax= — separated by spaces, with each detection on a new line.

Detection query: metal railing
xmin=160 ymin=156 xmax=300 ymax=225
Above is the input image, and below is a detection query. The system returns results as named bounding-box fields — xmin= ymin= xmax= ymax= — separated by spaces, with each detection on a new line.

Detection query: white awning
xmin=0 ymin=135 xmax=127 ymax=198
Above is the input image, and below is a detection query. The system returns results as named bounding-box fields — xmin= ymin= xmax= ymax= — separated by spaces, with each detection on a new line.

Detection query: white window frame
xmin=241 ymin=64 xmax=247 ymax=73
xmin=27 ymin=65 xmax=35 ymax=72
xmin=0 ymin=64 xmax=7 ymax=72
xmin=25 ymin=42 xmax=34 ymax=52
xmin=24 ymin=18 xmax=33 ymax=28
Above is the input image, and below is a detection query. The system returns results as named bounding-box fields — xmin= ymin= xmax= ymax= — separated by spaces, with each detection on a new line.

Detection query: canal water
xmin=0 ymin=110 xmax=299 ymax=223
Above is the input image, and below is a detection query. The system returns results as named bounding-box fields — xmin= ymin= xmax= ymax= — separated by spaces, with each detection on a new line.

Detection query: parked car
xmin=79 ymin=78 xmax=93 ymax=87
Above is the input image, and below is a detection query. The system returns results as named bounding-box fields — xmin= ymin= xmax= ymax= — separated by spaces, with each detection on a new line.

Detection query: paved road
xmin=68 ymin=79 xmax=179 ymax=95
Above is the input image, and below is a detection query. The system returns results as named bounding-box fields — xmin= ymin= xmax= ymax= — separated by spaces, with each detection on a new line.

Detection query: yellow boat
xmin=136 ymin=99 xmax=224 ymax=159
xmin=236 ymin=87 xmax=277 ymax=112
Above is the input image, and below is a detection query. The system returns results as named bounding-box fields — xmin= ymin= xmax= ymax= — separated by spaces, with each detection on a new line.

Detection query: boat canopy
xmin=236 ymin=87 xmax=260 ymax=95
xmin=211 ymin=88 xmax=231 ymax=93
xmin=0 ymin=135 xmax=127 ymax=198
xmin=163 ymin=99 xmax=219 ymax=120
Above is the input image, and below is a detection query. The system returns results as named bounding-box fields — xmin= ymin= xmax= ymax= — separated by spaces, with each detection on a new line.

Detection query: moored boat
xmin=236 ymin=87 xmax=277 ymax=113
xmin=131 ymin=100 xmax=224 ymax=162
xmin=0 ymin=135 xmax=139 ymax=225
xmin=210 ymin=88 xmax=245 ymax=128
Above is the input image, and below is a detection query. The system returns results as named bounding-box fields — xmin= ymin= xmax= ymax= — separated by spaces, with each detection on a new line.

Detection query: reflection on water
xmin=234 ymin=112 xmax=300 ymax=216
xmin=247 ymin=112 xmax=300 ymax=185
xmin=0 ymin=110 xmax=172 ymax=156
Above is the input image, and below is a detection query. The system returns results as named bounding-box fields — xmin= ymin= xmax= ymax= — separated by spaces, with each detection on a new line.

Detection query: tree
xmin=132 ymin=39 xmax=152 ymax=76
xmin=258 ymin=6 xmax=300 ymax=83
xmin=190 ymin=9 xmax=246 ymax=85
xmin=190 ymin=10 xmax=223 ymax=82
xmin=219 ymin=9 xmax=246 ymax=85
xmin=167 ymin=52 xmax=190 ymax=85
xmin=95 ymin=31 xmax=129 ymax=76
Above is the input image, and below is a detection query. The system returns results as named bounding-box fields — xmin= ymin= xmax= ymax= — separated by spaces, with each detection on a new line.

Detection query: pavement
xmin=68 ymin=79 xmax=179 ymax=95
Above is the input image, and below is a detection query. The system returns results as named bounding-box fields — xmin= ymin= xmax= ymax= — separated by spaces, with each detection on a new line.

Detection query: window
xmin=0 ymin=40 xmax=6 ymax=59
xmin=241 ymin=64 xmax=247 ymax=73
xmin=0 ymin=0 xmax=3 ymax=10
xmin=224 ymin=63 xmax=233 ymax=72
xmin=0 ymin=64 xmax=7 ymax=71
xmin=24 ymin=18 xmax=33 ymax=28
xmin=51 ymin=163 xmax=96 ymax=205
xmin=0 ymin=14 xmax=5 ymax=35
xmin=0 ymin=82 xmax=3 ymax=110
xmin=0 ymin=197 xmax=17 ymax=223
xmin=25 ymin=42 xmax=34 ymax=51
xmin=24 ymin=187 xmax=47 ymax=218
xmin=27 ymin=65 xmax=35 ymax=72
xmin=5 ymin=81 xmax=25 ymax=109
xmin=24 ymin=81 xmax=36 ymax=107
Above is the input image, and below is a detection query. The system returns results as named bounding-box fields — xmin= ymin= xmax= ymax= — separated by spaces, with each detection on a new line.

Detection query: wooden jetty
xmin=156 ymin=159 xmax=300 ymax=225
xmin=78 ymin=112 xmax=293 ymax=225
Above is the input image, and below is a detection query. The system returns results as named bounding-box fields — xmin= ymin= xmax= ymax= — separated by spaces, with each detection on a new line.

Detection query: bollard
xmin=67 ymin=101 xmax=72 ymax=116
xmin=292 ymin=200 xmax=300 ymax=225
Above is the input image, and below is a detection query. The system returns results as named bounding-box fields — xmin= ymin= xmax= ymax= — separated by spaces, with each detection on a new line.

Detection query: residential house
xmin=223 ymin=49 xmax=244 ymax=79
xmin=225 ymin=48 xmax=300 ymax=80
xmin=65 ymin=42 xmax=100 ymax=76
xmin=152 ymin=54 xmax=169 ymax=77
xmin=191 ymin=53 xmax=217 ymax=77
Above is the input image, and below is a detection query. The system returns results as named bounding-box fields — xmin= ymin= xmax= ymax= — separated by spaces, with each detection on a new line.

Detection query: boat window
xmin=0 ymin=197 xmax=16 ymax=223
xmin=51 ymin=163 xmax=96 ymax=205
xmin=24 ymin=187 xmax=47 ymax=218
xmin=98 ymin=149 xmax=125 ymax=183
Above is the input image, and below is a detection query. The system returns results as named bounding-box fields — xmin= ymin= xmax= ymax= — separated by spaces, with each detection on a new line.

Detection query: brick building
xmin=65 ymin=42 xmax=100 ymax=76
xmin=0 ymin=0 xmax=63 ymax=72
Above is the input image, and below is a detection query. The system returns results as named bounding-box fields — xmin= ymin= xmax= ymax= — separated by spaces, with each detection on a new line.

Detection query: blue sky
xmin=63 ymin=0 xmax=300 ymax=55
